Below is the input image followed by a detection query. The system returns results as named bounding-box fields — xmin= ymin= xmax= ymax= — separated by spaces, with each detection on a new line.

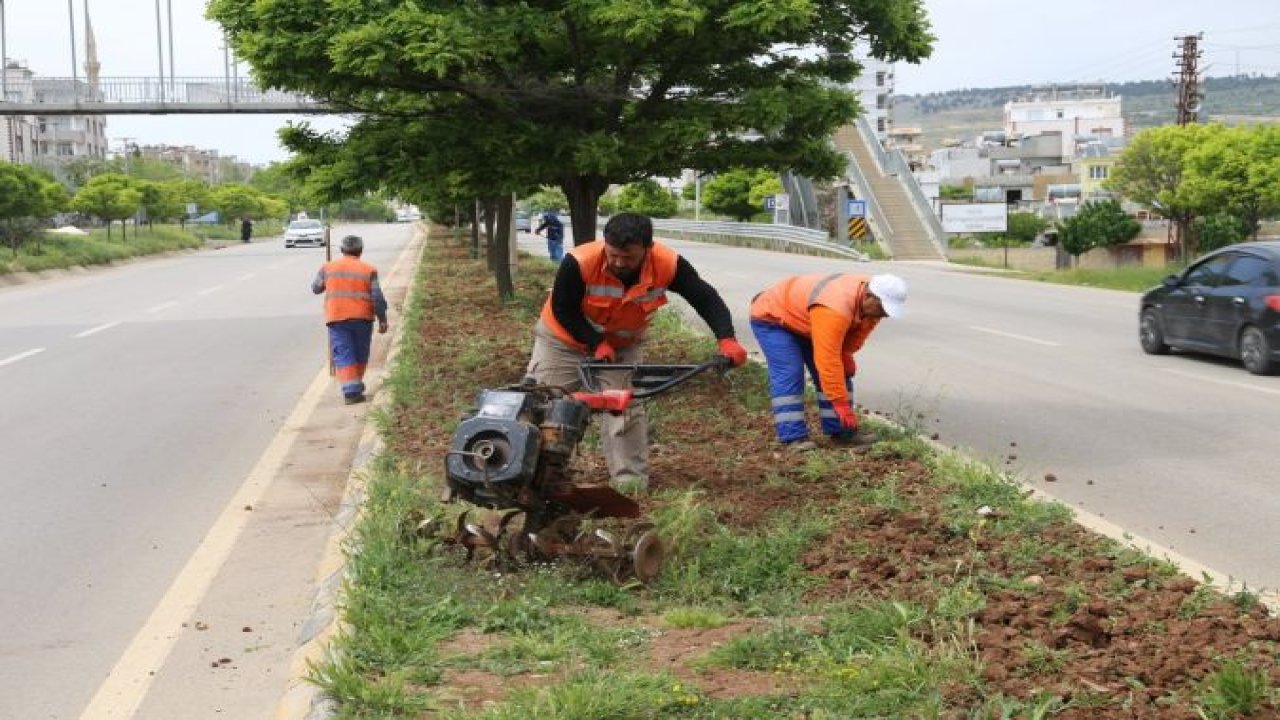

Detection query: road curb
xmin=908 ymin=430 xmax=1280 ymax=613
xmin=273 ymin=224 xmax=429 ymax=720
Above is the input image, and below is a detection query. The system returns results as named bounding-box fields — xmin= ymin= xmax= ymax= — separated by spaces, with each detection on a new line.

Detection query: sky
xmin=3 ymin=1 xmax=1279 ymax=164
xmin=895 ymin=0 xmax=1280 ymax=94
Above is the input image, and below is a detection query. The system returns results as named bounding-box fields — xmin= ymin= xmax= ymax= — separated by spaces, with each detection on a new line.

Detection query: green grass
xmin=1020 ymin=265 xmax=1181 ymax=292
xmin=1 ymin=225 xmax=206 ymax=275
xmin=308 ymin=231 xmax=1280 ymax=718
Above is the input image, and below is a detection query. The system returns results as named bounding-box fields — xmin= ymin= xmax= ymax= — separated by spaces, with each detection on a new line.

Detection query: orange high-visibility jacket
xmin=318 ymin=256 xmax=380 ymax=323
xmin=540 ymin=240 xmax=680 ymax=352
xmin=749 ymin=273 xmax=881 ymax=408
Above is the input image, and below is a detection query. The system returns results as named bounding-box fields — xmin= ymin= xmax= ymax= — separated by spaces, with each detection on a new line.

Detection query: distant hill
xmin=893 ymin=75 xmax=1280 ymax=150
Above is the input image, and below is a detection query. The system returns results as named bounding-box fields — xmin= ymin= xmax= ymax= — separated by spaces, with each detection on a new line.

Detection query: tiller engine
xmin=434 ymin=357 xmax=728 ymax=583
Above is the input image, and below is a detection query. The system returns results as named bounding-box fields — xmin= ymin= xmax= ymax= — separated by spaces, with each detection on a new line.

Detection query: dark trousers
xmin=328 ymin=319 xmax=374 ymax=398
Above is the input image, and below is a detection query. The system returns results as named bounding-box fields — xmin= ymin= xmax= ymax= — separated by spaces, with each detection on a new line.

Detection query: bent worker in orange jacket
xmin=311 ymin=234 xmax=389 ymax=404
xmin=748 ymin=273 xmax=907 ymax=451
xmin=525 ymin=212 xmax=748 ymax=494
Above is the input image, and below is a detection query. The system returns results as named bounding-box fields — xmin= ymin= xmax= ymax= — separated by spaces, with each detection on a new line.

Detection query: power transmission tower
xmin=1172 ymin=33 xmax=1204 ymax=125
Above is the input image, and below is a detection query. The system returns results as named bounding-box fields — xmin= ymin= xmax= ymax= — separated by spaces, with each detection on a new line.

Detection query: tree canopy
xmin=71 ymin=174 xmax=142 ymax=240
xmin=701 ymin=167 xmax=782 ymax=221
xmin=208 ymin=0 xmax=933 ymax=243
xmin=1057 ymin=199 xmax=1140 ymax=260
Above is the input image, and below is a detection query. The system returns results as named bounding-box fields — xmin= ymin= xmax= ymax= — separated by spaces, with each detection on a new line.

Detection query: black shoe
xmin=830 ymin=430 xmax=878 ymax=447
xmin=344 ymin=394 xmax=366 ymax=405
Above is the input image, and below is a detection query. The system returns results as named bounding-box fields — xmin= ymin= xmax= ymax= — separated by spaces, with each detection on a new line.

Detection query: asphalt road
xmin=0 ymin=222 xmax=413 ymax=720
xmin=521 ymin=231 xmax=1280 ymax=596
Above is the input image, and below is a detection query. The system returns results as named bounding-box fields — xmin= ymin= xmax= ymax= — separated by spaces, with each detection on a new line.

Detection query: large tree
xmin=1182 ymin=124 xmax=1280 ymax=242
xmin=208 ymin=0 xmax=933 ymax=244
xmin=1107 ymin=123 xmax=1224 ymax=260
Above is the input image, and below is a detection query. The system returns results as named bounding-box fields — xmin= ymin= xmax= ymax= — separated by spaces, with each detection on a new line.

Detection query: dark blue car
xmin=1140 ymin=240 xmax=1280 ymax=375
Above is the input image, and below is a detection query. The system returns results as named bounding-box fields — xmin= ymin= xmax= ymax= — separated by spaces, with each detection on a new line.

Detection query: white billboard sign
xmin=941 ymin=203 xmax=1008 ymax=233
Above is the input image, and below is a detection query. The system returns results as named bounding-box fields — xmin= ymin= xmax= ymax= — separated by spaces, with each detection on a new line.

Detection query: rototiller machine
xmin=427 ymin=355 xmax=730 ymax=584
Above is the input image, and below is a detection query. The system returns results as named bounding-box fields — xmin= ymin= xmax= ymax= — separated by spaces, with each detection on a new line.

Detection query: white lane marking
xmin=239 ymin=273 xmax=256 ymax=281
xmin=79 ymin=368 xmax=334 ymax=720
xmin=1163 ymin=368 xmax=1280 ymax=397
xmin=75 ymin=321 xmax=121 ymax=338
xmin=969 ymin=326 xmax=1061 ymax=347
xmin=146 ymin=301 xmax=178 ymax=314
xmin=196 ymin=284 xmax=224 ymax=296
xmin=0 ymin=348 xmax=45 ymax=367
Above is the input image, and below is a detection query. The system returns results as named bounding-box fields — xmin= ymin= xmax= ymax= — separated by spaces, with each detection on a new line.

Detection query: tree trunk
xmin=492 ymin=196 xmax=515 ymax=301
xmin=470 ymin=199 xmax=481 ymax=258
xmin=481 ymin=198 xmax=497 ymax=270
xmin=561 ymin=175 xmax=608 ymax=246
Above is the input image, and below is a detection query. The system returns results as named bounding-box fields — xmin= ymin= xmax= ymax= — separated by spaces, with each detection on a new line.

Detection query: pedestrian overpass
xmin=0 ymin=76 xmax=331 ymax=115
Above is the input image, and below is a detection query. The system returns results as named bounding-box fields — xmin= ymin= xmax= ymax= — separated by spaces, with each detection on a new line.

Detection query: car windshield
xmin=289 ymin=220 xmax=322 ymax=230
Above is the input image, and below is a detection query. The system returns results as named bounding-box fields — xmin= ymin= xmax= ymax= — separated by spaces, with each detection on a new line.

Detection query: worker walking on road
xmin=311 ymin=235 xmax=389 ymax=404
xmin=749 ymin=273 xmax=907 ymax=451
xmin=525 ymin=212 xmax=748 ymax=493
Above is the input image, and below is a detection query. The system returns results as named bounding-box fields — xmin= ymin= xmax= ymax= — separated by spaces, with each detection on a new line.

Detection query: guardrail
xmin=651 ymin=218 xmax=868 ymax=260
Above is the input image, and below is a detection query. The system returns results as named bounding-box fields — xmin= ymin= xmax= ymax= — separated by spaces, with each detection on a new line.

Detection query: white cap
xmin=868 ymin=274 xmax=908 ymax=318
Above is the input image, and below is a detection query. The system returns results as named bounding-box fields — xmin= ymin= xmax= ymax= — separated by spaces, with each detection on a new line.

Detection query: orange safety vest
xmin=320 ymin=256 xmax=379 ymax=323
xmin=751 ymin=273 xmax=880 ymax=409
xmin=749 ymin=273 xmax=874 ymax=335
xmin=540 ymin=240 xmax=680 ymax=351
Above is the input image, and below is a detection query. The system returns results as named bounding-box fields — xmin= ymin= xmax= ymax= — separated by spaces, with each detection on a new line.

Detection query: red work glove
xmin=842 ymin=353 xmax=857 ymax=377
xmin=716 ymin=337 xmax=748 ymax=368
xmin=592 ymin=340 xmax=617 ymax=363
xmin=834 ymin=402 xmax=858 ymax=431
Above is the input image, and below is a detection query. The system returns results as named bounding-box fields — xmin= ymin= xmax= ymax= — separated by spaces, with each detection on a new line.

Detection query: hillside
xmin=894 ymin=74 xmax=1280 ymax=150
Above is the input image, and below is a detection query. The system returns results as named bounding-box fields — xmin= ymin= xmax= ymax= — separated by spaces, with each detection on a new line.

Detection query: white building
xmin=1 ymin=62 xmax=41 ymax=164
xmin=1003 ymin=85 xmax=1125 ymax=160
xmin=847 ymin=49 xmax=896 ymax=139
xmin=1 ymin=14 xmax=108 ymax=169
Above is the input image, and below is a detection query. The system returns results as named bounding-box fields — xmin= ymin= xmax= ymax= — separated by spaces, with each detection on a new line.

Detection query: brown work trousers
xmin=526 ymin=320 xmax=648 ymax=482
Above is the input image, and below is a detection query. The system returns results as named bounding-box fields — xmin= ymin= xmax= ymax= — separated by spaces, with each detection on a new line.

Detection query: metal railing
xmin=854 ymin=115 xmax=949 ymax=258
xmin=651 ymin=218 xmax=868 ymax=260
xmin=0 ymin=76 xmax=329 ymax=115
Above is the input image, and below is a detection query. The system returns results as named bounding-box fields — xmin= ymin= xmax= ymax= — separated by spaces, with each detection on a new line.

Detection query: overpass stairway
xmin=833 ymin=125 xmax=945 ymax=261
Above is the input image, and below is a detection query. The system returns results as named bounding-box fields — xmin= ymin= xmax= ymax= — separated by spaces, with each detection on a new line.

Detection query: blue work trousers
xmin=546 ymin=236 xmax=564 ymax=262
xmin=750 ymin=319 xmax=851 ymax=443
xmin=328 ymin=319 xmax=374 ymax=399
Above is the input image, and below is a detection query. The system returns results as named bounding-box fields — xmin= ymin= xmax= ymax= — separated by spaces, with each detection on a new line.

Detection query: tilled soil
xmin=391 ymin=239 xmax=1280 ymax=718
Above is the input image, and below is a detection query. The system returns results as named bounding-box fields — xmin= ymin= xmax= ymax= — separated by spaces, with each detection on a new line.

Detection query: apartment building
xmin=1003 ymin=85 xmax=1125 ymax=159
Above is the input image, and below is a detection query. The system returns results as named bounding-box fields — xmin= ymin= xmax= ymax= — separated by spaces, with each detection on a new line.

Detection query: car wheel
xmin=1239 ymin=326 xmax=1277 ymax=375
xmin=1139 ymin=308 xmax=1169 ymax=355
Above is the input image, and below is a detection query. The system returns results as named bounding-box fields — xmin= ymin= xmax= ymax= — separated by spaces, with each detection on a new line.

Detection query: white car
xmin=284 ymin=219 xmax=325 ymax=248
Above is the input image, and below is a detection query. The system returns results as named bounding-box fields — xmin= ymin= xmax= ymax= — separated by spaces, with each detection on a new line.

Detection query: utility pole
xmin=1172 ymin=33 xmax=1204 ymax=126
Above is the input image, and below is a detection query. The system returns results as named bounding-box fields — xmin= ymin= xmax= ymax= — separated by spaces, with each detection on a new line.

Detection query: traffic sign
xmin=847 ymin=217 xmax=868 ymax=240
xmin=846 ymin=199 xmax=866 ymax=218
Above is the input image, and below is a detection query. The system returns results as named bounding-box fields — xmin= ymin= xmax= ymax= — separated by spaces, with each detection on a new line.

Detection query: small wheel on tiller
xmin=626 ymin=524 xmax=666 ymax=585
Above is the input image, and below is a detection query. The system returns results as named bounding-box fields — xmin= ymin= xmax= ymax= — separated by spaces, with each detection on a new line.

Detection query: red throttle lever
xmin=572 ymin=389 xmax=634 ymax=413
